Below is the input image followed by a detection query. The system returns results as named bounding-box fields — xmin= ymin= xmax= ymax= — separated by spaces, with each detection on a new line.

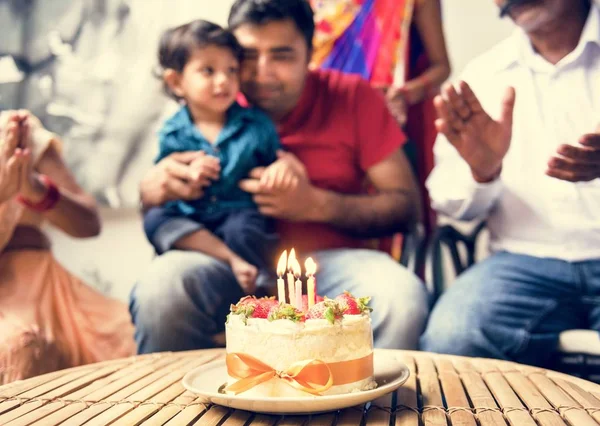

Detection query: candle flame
xmin=277 ymin=250 xmax=287 ymax=276
xmin=291 ymin=257 xmax=301 ymax=278
xmin=287 ymin=248 xmax=296 ymax=271
xmin=305 ymin=257 xmax=317 ymax=276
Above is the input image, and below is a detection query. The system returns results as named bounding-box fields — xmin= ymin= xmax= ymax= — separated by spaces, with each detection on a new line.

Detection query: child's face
xmin=172 ymin=45 xmax=240 ymax=114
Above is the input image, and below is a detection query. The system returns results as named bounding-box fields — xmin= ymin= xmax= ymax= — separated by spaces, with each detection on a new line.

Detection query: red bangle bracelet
xmin=17 ymin=175 xmax=61 ymax=212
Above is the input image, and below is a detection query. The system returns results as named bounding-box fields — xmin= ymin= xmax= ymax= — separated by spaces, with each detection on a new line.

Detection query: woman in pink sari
xmin=310 ymin=0 xmax=450 ymax=126
xmin=0 ymin=110 xmax=135 ymax=385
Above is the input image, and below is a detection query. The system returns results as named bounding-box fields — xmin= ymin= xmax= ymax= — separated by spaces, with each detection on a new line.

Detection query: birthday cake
xmin=224 ymin=250 xmax=376 ymax=397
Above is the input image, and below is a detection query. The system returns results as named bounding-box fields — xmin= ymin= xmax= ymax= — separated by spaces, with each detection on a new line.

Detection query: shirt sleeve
xmin=425 ymin=64 xmax=504 ymax=221
xmin=155 ymin=131 xmax=175 ymax=164
xmin=426 ymin=133 xmax=503 ymax=221
xmin=354 ymin=78 xmax=407 ymax=172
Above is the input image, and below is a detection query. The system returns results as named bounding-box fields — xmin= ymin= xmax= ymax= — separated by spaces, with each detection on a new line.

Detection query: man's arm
xmin=308 ymin=76 xmax=421 ymax=238
xmin=307 ymin=148 xmax=421 ymax=238
xmin=426 ymin=72 xmax=515 ymax=221
xmin=240 ymin=149 xmax=419 ymax=238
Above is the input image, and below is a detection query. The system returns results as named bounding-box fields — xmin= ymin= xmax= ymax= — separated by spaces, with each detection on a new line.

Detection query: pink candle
xmin=287 ymin=249 xmax=297 ymax=307
xmin=287 ymin=271 xmax=295 ymax=306
xmin=305 ymin=257 xmax=317 ymax=308
xmin=295 ymin=277 xmax=302 ymax=309
xmin=291 ymin=256 xmax=302 ymax=309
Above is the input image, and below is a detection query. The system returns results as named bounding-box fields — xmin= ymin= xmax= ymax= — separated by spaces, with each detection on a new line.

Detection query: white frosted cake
xmin=224 ymin=293 xmax=377 ymax=397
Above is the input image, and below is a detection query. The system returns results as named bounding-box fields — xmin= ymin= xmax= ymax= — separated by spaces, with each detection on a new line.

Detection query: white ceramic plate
xmin=182 ymin=349 xmax=410 ymax=414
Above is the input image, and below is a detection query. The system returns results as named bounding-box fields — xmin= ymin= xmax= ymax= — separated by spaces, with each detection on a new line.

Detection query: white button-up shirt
xmin=427 ymin=4 xmax=600 ymax=262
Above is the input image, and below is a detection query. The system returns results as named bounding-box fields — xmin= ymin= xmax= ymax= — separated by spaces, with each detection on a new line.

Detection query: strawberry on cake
xmin=224 ymin=292 xmax=377 ymax=397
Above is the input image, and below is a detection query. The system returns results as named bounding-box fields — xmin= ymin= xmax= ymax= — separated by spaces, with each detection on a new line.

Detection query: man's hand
xmin=546 ymin=130 xmax=600 ymax=182
xmin=139 ymin=151 xmax=210 ymax=208
xmin=239 ymin=151 xmax=315 ymax=221
xmin=435 ymin=81 xmax=516 ymax=182
xmin=380 ymin=85 xmax=408 ymax=127
xmin=259 ymin=155 xmax=300 ymax=191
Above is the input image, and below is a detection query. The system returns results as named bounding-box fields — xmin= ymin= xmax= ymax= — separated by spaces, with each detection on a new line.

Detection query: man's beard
xmin=499 ymin=0 xmax=538 ymax=17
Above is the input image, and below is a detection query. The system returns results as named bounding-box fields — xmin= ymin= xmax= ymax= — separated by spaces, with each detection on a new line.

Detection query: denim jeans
xmin=129 ymin=248 xmax=429 ymax=353
xmin=420 ymin=251 xmax=600 ymax=367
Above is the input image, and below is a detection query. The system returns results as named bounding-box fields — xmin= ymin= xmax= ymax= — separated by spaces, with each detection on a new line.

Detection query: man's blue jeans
xmin=420 ymin=251 xmax=600 ymax=366
xmin=129 ymin=248 xmax=429 ymax=353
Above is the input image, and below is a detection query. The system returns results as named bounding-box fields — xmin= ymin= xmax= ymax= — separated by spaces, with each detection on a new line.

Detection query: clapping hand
xmin=546 ymin=124 xmax=600 ymax=182
xmin=434 ymin=82 xmax=516 ymax=182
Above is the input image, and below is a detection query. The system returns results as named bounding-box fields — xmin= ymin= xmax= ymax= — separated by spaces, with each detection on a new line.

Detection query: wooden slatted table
xmin=1 ymin=349 xmax=600 ymax=425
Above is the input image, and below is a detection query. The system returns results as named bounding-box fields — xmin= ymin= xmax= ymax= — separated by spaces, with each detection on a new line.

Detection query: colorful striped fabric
xmin=310 ymin=0 xmax=416 ymax=87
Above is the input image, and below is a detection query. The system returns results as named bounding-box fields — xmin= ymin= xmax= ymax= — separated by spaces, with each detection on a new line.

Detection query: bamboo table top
xmin=1 ymin=349 xmax=600 ymax=426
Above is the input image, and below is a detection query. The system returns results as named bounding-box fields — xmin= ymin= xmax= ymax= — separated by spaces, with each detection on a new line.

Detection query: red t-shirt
xmin=275 ymin=69 xmax=407 ymax=254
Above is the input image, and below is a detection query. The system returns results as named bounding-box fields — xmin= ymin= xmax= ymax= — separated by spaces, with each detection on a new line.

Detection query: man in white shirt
xmin=420 ymin=0 xmax=600 ymax=366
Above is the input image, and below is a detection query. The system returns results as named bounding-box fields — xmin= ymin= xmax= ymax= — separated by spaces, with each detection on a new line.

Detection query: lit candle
xmin=305 ymin=257 xmax=317 ymax=309
xmin=292 ymin=257 xmax=302 ymax=309
xmin=287 ymin=248 xmax=296 ymax=307
xmin=276 ymin=250 xmax=287 ymax=304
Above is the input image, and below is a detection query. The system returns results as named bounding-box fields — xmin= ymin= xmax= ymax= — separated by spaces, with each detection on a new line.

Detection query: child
xmin=144 ymin=20 xmax=297 ymax=294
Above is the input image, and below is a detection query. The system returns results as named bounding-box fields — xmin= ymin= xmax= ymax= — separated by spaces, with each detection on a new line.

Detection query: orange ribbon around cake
xmin=225 ymin=352 xmax=374 ymax=395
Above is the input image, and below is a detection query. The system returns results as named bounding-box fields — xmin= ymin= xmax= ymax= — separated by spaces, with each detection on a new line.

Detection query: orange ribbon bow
xmin=225 ymin=352 xmax=373 ymax=396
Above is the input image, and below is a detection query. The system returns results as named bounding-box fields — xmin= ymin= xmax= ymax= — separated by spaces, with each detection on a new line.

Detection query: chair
xmin=425 ymin=220 xmax=600 ymax=383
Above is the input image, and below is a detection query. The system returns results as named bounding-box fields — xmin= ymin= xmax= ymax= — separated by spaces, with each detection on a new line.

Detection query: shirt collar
xmin=161 ymin=101 xmax=253 ymax=136
xmin=495 ymin=3 xmax=600 ymax=72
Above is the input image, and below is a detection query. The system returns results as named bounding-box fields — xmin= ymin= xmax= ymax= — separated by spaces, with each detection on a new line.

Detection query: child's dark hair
xmin=157 ymin=20 xmax=243 ymax=98
xmin=228 ymin=0 xmax=315 ymax=50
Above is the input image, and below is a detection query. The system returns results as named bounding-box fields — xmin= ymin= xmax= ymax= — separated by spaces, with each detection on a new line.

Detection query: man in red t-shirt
xmin=131 ymin=0 xmax=428 ymax=353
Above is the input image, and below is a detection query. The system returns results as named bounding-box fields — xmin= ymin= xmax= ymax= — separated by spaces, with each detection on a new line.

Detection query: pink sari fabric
xmin=310 ymin=0 xmax=417 ymax=87
xmin=0 ymin=250 xmax=136 ymax=385
xmin=0 ymin=250 xmax=135 ymax=384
